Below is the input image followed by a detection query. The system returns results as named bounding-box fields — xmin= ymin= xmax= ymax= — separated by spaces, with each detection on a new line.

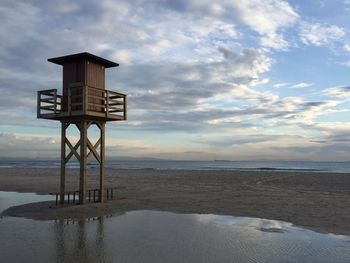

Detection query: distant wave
xmin=198 ymin=166 xmax=323 ymax=172
xmin=1 ymin=160 xmax=349 ymax=173
xmin=255 ymin=167 xmax=322 ymax=172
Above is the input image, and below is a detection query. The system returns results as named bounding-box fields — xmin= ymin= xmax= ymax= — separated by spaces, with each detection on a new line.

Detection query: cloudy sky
xmin=1 ymin=0 xmax=350 ymax=161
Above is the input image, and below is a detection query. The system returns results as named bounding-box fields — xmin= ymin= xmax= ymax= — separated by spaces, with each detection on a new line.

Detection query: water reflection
xmin=1 ymin=191 xmax=350 ymax=263
xmin=54 ymin=217 xmax=107 ymax=263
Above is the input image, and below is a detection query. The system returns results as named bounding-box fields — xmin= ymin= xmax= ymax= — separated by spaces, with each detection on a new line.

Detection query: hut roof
xmin=48 ymin=52 xmax=119 ymax=68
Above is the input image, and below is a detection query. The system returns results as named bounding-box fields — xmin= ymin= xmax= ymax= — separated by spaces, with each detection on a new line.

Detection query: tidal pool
xmin=0 ymin=191 xmax=349 ymax=263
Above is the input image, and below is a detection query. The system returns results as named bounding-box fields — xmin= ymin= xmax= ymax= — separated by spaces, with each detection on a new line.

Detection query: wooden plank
xmin=87 ymin=138 xmax=101 ymax=163
xmin=40 ymin=98 xmax=54 ymax=103
xmin=109 ymin=106 xmax=123 ymax=110
xmin=106 ymin=114 xmax=125 ymax=120
xmin=60 ymin=122 xmax=66 ymax=204
xmin=65 ymin=139 xmax=81 ymax=163
xmin=71 ymin=102 xmax=83 ymax=106
xmin=109 ymin=101 xmax=124 ymax=106
xmin=87 ymin=94 xmax=105 ymax=100
xmin=65 ymin=138 xmax=80 ymax=162
xmin=83 ymin=86 xmax=87 ymax=115
xmin=87 ymin=102 xmax=106 ymax=109
xmin=124 ymin=95 xmax=127 ymax=120
xmin=40 ymin=105 xmax=55 ymax=109
xmin=75 ymin=122 xmax=81 ymax=132
xmin=70 ymin=110 xmax=84 ymax=116
xmin=79 ymin=121 xmax=87 ymax=204
xmin=70 ymin=94 xmax=83 ymax=99
xmin=109 ymin=109 xmax=123 ymax=113
xmin=108 ymin=90 xmax=126 ymax=97
xmin=87 ymin=138 xmax=101 ymax=160
xmin=86 ymin=62 xmax=105 ymax=89
xmin=86 ymin=85 xmax=105 ymax=92
xmin=87 ymin=111 xmax=106 ymax=116
xmin=106 ymin=90 xmax=110 ymax=117
xmin=41 ymin=100 xmax=62 ymax=105
xmin=68 ymin=87 xmax=71 ymax=115
xmin=99 ymin=122 xmax=105 ymax=202
xmin=86 ymin=121 xmax=92 ymax=130
xmin=109 ymin=95 xmax=124 ymax=99
xmin=40 ymin=107 xmax=55 ymax=112
xmin=37 ymin=91 xmax=41 ymax=118
xmin=40 ymin=89 xmax=57 ymax=95
xmin=54 ymin=90 xmax=57 ymax=114
xmin=87 ymin=85 xmax=105 ymax=113
xmin=68 ymin=82 xmax=83 ymax=88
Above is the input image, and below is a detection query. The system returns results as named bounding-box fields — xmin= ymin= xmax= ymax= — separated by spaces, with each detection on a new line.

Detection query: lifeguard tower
xmin=37 ymin=52 xmax=127 ymax=204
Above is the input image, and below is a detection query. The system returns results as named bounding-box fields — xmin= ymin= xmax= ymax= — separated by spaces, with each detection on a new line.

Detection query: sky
xmin=0 ymin=0 xmax=350 ymax=161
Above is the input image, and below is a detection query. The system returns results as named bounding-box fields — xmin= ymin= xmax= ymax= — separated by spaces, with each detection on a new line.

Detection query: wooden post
xmin=106 ymin=90 xmax=109 ymax=117
xmin=37 ymin=91 xmax=41 ymax=118
xmin=68 ymin=87 xmax=71 ymax=115
xmin=99 ymin=122 xmax=105 ymax=202
xmin=54 ymin=89 xmax=57 ymax=114
xmin=79 ymin=121 xmax=87 ymax=204
xmin=83 ymin=85 xmax=88 ymax=115
xmin=60 ymin=121 xmax=66 ymax=204
xmin=124 ymin=95 xmax=127 ymax=120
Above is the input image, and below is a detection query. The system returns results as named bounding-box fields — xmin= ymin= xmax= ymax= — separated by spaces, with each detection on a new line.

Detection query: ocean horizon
xmin=1 ymin=158 xmax=350 ymax=173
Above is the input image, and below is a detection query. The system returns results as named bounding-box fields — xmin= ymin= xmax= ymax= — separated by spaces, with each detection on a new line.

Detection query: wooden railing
xmin=37 ymin=89 xmax=62 ymax=117
xmin=37 ymin=86 xmax=127 ymax=120
xmin=84 ymin=85 xmax=127 ymax=119
xmin=50 ymin=187 xmax=116 ymax=206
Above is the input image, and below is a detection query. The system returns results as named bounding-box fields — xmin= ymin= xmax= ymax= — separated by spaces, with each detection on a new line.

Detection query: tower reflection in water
xmin=54 ymin=216 xmax=108 ymax=262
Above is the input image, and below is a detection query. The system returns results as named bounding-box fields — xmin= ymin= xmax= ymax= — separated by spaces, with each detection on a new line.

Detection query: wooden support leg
xmin=99 ymin=122 xmax=105 ymax=202
xmin=60 ymin=121 xmax=66 ymax=204
xmin=79 ymin=121 xmax=88 ymax=204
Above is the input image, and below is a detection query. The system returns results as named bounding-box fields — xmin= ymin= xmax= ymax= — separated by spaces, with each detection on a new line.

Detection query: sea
xmin=0 ymin=159 xmax=350 ymax=173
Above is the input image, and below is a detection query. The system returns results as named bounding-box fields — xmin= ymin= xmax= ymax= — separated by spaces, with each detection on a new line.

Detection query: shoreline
xmin=1 ymin=167 xmax=350 ymax=236
xmin=0 ymin=166 xmax=349 ymax=174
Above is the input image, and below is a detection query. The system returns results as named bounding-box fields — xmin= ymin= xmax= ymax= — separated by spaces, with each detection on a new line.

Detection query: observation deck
xmin=37 ymin=84 xmax=126 ymax=122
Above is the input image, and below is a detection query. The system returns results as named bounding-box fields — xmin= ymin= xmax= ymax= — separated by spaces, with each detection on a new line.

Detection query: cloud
xmin=273 ymin=82 xmax=293 ymax=88
xmin=299 ymin=22 xmax=346 ymax=46
xmin=0 ymin=2 xmax=40 ymax=50
xmin=321 ymin=86 xmax=350 ymax=100
xmin=197 ymin=134 xmax=289 ymax=147
xmin=290 ymin=82 xmax=314 ymax=88
xmin=343 ymin=60 xmax=350 ymax=67
xmin=344 ymin=44 xmax=350 ymax=52
xmin=345 ymin=0 xmax=350 ymax=11
xmin=224 ymin=0 xmax=298 ymax=50
xmin=0 ymin=133 xmax=59 ymax=158
xmin=164 ymin=0 xmax=299 ymax=50
xmin=273 ymin=82 xmax=314 ymax=89
xmin=105 ymin=46 xmax=273 ymax=131
xmin=0 ymin=0 xmax=349 ymax=161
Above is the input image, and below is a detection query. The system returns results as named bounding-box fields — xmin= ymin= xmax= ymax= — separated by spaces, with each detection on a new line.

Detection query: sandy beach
xmin=1 ymin=167 xmax=349 ymax=236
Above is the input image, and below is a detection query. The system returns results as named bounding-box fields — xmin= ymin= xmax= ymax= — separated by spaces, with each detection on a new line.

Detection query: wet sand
xmin=1 ymin=168 xmax=350 ymax=235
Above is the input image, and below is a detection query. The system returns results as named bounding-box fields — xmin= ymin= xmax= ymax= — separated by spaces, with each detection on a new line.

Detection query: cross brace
xmin=60 ymin=120 xmax=105 ymax=204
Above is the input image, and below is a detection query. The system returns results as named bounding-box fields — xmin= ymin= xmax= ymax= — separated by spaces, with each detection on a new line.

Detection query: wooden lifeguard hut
xmin=37 ymin=52 xmax=127 ymax=204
